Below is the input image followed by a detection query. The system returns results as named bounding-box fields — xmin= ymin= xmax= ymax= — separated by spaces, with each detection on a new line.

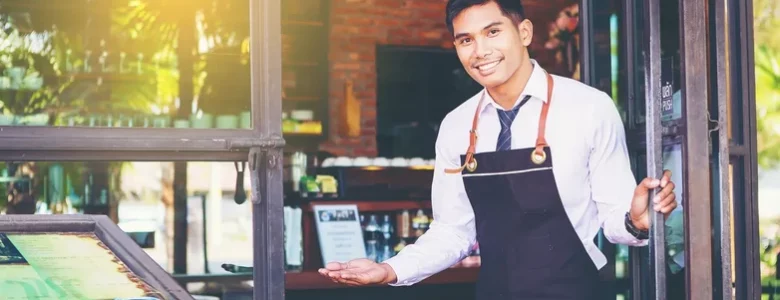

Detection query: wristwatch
xmin=624 ymin=212 xmax=649 ymax=240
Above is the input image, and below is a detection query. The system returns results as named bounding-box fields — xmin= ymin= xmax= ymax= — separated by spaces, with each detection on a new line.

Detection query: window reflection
xmin=0 ymin=160 xmax=252 ymax=276
xmin=662 ymin=143 xmax=685 ymax=299
xmin=0 ymin=0 xmax=251 ymax=129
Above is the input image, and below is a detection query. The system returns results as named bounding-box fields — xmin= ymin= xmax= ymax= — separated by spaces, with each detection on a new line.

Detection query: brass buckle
xmin=466 ymin=157 xmax=478 ymax=172
xmin=531 ymin=150 xmax=546 ymax=165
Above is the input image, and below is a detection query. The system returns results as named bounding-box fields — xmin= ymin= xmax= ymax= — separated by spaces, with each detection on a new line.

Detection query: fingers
xmin=323 ymin=261 xmax=347 ymax=271
xmin=637 ymin=170 xmax=674 ymax=198
xmin=652 ymin=181 xmax=675 ymax=204
xmin=655 ymin=194 xmax=677 ymax=214
xmin=320 ymin=270 xmax=370 ymax=286
xmin=634 ymin=177 xmax=660 ymax=199
xmin=661 ymin=169 xmax=673 ymax=187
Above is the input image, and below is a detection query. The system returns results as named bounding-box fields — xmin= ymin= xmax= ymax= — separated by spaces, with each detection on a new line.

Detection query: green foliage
xmin=755 ymin=0 xmax=780 ymax=169
xmin=754 ymin=0 xmax=780 ymax=287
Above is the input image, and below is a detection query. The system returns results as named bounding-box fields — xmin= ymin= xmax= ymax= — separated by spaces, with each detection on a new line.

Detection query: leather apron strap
xmin=445 ymin=72 xmax=554 ymax=174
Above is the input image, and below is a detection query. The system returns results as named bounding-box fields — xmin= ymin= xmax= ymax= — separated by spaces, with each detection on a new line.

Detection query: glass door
xmin=579 ymin=0 xmax=660 ymax=298
xmin=581 ymin=0 xmax=729 ymax=298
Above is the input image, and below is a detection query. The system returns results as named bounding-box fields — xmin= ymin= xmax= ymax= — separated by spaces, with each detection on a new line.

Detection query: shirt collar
xmin=480 ymin=59 xmax=549 ymax=113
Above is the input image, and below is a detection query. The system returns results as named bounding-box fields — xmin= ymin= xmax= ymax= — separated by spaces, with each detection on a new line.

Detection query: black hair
xmin=445 ymin=0 xmax=526 ymax=34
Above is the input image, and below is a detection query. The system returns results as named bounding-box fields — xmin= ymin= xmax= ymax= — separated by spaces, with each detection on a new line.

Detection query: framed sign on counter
xmin=312 ymin=204 xmax=366 ymax=265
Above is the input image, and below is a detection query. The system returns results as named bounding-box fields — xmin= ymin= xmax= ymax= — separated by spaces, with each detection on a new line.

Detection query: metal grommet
xmin=466 ymin=157 xmax=478 ymax=172
xmin=531 ymin=150 xmax=547 ymax=165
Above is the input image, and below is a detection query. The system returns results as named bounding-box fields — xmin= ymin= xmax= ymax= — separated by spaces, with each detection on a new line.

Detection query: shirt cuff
xmin=620 ymin=221 xmax=649 ymax=247
xmin=382 ymin=255 xmax=420 ymax=286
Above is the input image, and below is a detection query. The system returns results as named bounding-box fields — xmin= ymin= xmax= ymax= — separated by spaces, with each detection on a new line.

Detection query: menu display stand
xmin=0 ymin=214 xmax=193 ymax=300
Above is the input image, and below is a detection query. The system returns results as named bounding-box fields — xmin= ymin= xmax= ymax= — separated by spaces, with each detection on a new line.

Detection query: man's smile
xmin=474 ymin=59 xmax=503 ymax=75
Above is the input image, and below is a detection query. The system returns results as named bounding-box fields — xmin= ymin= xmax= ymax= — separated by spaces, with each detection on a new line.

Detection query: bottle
xmin=365 ymin=239 xmax=378 ymax=262
xmin=413 ymin=209 xmax=429 ymax=237
xmin=364 ymin=215 xmax=381 ymax=262
xmin=397 ymin=210 xmax=411 ymax=239
xmin=379 ymin=244 xmax=393 ymax=262
xmin=393 ymin=239 xmax=407 ymax=254
xmin=418 ymin=210 xmax=430 ymax=233
xmin=380 ymin=214 xmax=394 ymax=245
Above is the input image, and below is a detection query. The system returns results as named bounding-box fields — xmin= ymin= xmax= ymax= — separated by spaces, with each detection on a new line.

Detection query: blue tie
xmin=496 ymin=95 xmax=531 ymax=151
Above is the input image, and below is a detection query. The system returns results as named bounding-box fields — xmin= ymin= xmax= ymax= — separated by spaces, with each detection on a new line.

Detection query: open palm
xmin=318 ymin=258 xmax=395 ymax=286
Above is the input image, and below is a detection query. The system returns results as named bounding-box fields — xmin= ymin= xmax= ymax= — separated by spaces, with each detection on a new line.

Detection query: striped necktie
xmin=496 ymin=95 xmax=531 ymax=151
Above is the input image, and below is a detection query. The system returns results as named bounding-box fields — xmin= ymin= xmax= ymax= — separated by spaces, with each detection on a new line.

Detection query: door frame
xmin=579 ymin=0 xmax=753 ymax=299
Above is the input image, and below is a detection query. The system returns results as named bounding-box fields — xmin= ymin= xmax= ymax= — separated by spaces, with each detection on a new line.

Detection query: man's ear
xmin=518 ymin=19 xmax=533 ymax=47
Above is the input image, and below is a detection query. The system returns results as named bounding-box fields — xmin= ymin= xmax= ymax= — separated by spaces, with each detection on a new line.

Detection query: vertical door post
xmin=251 ymin=0 xmax=285 ymax=299
xmin=679 ymin=0 xmax=714 ymax=298
xmin=641 ymin=0 xmax=666 ymax=298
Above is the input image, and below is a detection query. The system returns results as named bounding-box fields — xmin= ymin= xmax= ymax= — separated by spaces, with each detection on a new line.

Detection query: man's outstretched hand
xmin=317 ymin=258 xmax=397 ymax=286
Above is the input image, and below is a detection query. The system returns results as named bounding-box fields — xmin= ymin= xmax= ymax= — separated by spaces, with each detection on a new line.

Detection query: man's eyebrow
xmin=453 ymin=21 xmax=503 ymax=39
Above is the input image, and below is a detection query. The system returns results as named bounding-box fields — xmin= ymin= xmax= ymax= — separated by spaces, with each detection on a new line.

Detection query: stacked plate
xmin=320 ymin=157 xmax=435 ymax=168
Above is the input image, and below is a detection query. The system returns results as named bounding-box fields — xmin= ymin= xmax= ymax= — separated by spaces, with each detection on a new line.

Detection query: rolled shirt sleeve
xmin=382 ymin=124 xmax=477 ymax=286
xmin=588 ymin=92 xmax=648 ymax=247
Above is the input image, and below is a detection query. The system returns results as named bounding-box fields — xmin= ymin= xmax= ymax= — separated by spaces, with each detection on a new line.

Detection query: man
xmin=318 ymin=0 xmax=677 ymax=298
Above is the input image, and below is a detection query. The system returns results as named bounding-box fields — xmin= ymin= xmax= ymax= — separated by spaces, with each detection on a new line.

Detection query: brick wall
xmin=320 ymin=0 xmax=577 ymax=156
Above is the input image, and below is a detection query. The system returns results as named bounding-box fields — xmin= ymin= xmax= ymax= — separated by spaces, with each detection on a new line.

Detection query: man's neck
xmin=487 ymin=59 xmax=534 ymax=110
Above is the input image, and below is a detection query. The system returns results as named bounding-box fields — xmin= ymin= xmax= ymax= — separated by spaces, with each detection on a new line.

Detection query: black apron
xmin=446 ymin=72 xmax=600 ymax=299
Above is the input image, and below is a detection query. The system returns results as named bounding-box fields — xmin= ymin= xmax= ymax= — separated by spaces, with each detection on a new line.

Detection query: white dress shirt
xmin=383 ymin=60 xmax=648 ymax=286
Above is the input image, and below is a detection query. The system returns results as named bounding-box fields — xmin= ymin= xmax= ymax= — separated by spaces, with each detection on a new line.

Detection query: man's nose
xmin=474 ymin=38 xmax=492 ymax=58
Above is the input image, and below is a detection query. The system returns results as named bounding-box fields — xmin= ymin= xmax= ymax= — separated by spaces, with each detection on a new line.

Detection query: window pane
xmin=662 ymin=142 xmax=685 ymax=297
xmin=0 ymin=160 xmax=253 ymax=283
xmin=0 ymin=0 xmax=251 ymax=129
xmin=759 ymin=167 xmax=780 ymax=297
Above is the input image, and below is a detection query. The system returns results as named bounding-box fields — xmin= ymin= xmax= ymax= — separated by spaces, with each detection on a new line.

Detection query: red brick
xmin=374 ymin=0 xmax=404 ymax=8
xmin=362 ymin=118 xmax=377 ymax=128
xmin=354 ymin=148 xmax=377 ymax=157
xmin=333 ymin=63 xmax=362 ymax=70
xmin=323 ymin=0 xmax=456 ymax=155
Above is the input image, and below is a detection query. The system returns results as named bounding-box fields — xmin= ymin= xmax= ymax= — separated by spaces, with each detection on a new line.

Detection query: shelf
xmin=285 ymin=266 xmax=479 ymax=290
xmin=300 ymin=200 xmax=432 ymax=213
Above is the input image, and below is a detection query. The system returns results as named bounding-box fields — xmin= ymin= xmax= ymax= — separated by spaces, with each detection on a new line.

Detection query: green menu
xmin=0 ymin=233 xmax=155 ymax=300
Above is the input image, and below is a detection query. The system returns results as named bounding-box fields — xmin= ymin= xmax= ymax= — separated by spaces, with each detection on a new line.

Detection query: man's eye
xmin=488 ymin=29 xmax=500 ymax=36
xmin=460 ymin=38 xmax=472 ymax=45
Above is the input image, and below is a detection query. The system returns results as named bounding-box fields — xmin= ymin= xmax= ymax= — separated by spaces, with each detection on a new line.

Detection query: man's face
xmin=451 ymin=2 xmax=532 ymax=88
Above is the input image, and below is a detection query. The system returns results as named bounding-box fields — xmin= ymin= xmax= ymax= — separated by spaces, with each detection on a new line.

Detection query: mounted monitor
xmin=0 ymin=214 xmax=192 ymax=300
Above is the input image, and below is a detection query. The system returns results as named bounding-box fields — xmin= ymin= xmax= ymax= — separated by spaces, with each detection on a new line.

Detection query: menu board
xmin=0 ymin=232 xmax=159 ymax=300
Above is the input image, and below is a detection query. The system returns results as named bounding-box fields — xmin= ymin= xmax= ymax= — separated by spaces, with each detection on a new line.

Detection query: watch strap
xmin=625 ymin=212 xmax=649 ymax=240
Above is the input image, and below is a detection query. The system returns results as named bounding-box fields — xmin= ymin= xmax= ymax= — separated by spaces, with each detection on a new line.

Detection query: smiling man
xmin=318 ymin=0 xmax=678 ymax=299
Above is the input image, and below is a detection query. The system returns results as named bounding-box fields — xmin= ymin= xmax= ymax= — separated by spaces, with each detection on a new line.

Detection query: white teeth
xmin=477 ymin=61 xmax=500 ymax=71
